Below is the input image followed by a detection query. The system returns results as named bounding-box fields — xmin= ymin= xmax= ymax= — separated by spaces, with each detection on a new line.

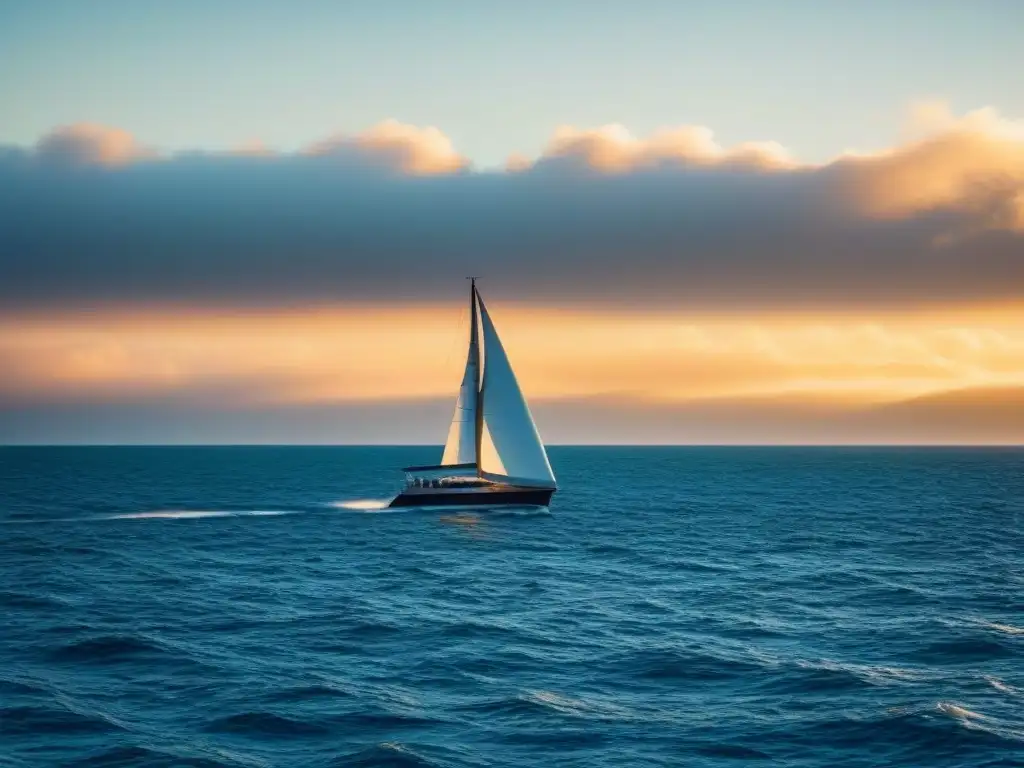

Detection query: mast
xmin=470 ymin=278 xmax=484 ymax=471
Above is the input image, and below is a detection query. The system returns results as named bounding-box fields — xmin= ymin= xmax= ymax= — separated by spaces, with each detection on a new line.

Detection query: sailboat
xmin=388 ymin=280 xmax=557 ymax=508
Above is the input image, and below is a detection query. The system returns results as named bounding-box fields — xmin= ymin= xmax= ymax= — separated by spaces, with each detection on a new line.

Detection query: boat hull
xmin=388 ymin=485 xmax=554 ymax=509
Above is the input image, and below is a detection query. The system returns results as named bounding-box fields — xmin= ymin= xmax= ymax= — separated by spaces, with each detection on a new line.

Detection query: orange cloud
xmin=34 ymin=123 xmax=156 ymax=166
xmin=517 ymin=124 xmax=794 ymax=172
xmin=304 ymin=119 xmax=467 ymax=174
xmin=31 ymin=119 xmax=468 ymax=175
xmin=514 ymin=103 xmax=1024 ymax=234
xmin=831 ymin=103 xmax=1024 ymax=231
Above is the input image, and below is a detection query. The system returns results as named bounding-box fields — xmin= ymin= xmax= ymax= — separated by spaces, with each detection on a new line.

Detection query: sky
xmin=2 ymin=0 xmax=1022 ymax=165
xmin=2 ymin=1 xmax=1023 ymax=444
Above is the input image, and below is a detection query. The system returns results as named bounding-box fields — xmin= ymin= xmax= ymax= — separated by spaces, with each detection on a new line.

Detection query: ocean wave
xmin=330 ymin=711 xmax=443 ymax=730
xmin=520 ymin=690 xmax=637 ymax=721
xmin=330 ymin=742 xmax=440 ymax=768
xmin=782 ymin=704 xmax=1024 ymax=757
xmin=462 ymin=690 xmax=636 ymax=722
xmin=204 ymin=709 xmax=442 ymax=739
xmin=767 ymin=665 xmax=884 ymax=693
xmin=604 ymin=646 xmax=766 ymax=682
xmin=936 ymin=702 xmax=1024 ymax=744
xmin=985 ymin=676 xmax=1021 ymax=696
xmin=788 ymin=659 xmax=927 ymax=689
xmin=937 ymin=701 xmax=986 ymax=720
xmin=203 ymin=711 xmax=331 ymax=737
xmin=45 ymin=634 xmax=200 ymax=668
xmin=652 ymin=558 xmax=737 ymax=573
xmin=438 ymin=619 xmax=533 ymax=641
xmin=710 ymin=616 xmax=787 ymax=639
xmin=584 ymin=543 xmax=635 ymax=557
xmin=0 ymin=754 xmax=33 ymax=768
xmin=0 ymin=590 xmax=69 ymax=611
xmin=693 ymin=743 xmax=773 ymax=760
xmin=67 ymin=744 xmax=234 ymax=767
xmin=975 ymin=620 xmax=1024 ymax=636
xmin=338 ymin=620 xmax=406 ymax=639
xmin=0 ymin=679 xmax=49 ymax=698
xmin=493 ymin=726 xmax=610 ymax=747
xmin=456 ymin=694 xmax=558 ymax=718
xmin=0 ymin=705 xmax=126 ymax=736
xmin=912 ymin=638 xmax=1016 ymax=662
xmin=263 ymin=683 xmax=355 ymax=702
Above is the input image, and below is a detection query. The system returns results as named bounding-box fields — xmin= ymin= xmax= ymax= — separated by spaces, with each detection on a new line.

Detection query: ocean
xmin=1 ymin=446 xmax=1022 ymax=767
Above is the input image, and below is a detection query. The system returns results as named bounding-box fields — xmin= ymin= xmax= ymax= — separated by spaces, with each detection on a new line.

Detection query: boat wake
xmin=329 ymin=499 xmax=392 ymax=511
xmin=0 ymin=508 xmax=305 ymax=524
xmin=105 ymin=509 xmax=298 ymax=520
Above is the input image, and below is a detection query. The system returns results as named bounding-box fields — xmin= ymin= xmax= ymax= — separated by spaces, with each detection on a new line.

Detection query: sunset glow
xmin=3 ymin=305 xmax=1023 ymax=435
xmin=2 ymin=4 xmax=1022 ymax=444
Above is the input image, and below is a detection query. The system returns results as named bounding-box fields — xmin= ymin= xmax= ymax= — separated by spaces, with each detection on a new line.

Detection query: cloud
xmin=25 ymin=119 xmax=466 ymax=174
xmin=305 ymin=119 xmax=467 ymax=175
xmin=33 ymin=123 xmax=156 ymax=166
xmin=516 ymin=123 xmax=794 ymax=172
xmin=1 ymin=103 xmax=1022 ymax=313
xmin=829 ymin=103 xmax=1024 ymax=229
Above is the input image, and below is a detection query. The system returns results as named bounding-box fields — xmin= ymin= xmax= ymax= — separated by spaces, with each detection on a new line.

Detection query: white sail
xmin=477 ymin=296 xmax=556 ymax=488
xmin=439 ymin=289 xmax=480 ymax=466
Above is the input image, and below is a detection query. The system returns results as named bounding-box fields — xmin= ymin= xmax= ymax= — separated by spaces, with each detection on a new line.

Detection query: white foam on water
xmin=107 ymin=509 xmax=297 ymax=520
xmin=111 ymin=511 xmax=234 ymax=520
xmin=945 ymin=616 xmax=1024 ymax=635
xmin=978 ymin=620 xmax=1024 ymax=635
xmin=524 ymin=690 xmax=637 ymax=721
xmin=985 ymin=676 xmax=1020 ymax=695
xmin=329 ymin=499 xmax=391 ymax=511
xmin=937 ymin=701 xmax=1024 ymax=742
xmin=937 ymin=701 xmax=985 ymax=720
xmin=794 ymin=658 xmax=929 ymax=684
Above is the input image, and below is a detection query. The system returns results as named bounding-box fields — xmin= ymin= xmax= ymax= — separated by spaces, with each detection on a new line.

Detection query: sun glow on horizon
xmin=2 ymin=304 xmax=1023 ymax=417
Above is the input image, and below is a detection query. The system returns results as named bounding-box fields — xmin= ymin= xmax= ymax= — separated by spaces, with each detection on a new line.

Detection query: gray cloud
xmin=1 ymin=115 xmax=1023 ymax=312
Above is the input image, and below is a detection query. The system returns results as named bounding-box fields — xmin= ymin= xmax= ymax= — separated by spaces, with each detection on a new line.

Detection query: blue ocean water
xmin=1 ymin=447 xmax=1022 ymax=768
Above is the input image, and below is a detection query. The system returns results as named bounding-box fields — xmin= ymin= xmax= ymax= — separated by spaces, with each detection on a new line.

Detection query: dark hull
xmin=388 ymin=486 xmax=554 ymax=509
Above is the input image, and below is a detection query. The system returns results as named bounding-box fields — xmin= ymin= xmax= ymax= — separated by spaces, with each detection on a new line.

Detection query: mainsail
xmin=439 ymin=285 xmax=480 ymax=466
xmin=438 ymin=281 xmax=556 ymax=489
